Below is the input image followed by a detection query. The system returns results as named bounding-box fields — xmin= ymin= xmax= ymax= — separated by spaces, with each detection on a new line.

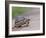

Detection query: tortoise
xmin=13 ymin=16 xmax=30 ymax=28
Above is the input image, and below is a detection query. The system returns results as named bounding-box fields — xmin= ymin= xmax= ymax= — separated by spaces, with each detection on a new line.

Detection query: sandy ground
xmin=12 ymin=8 xmax=40 ymax=31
